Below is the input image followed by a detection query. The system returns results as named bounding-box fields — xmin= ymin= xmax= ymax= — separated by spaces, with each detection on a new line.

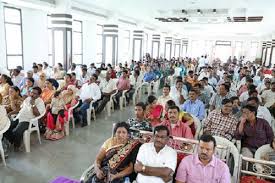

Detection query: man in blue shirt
xmin=180 ymin=89 xmax=205 ymax=121
xmin=143 ymin=66 xmax=156 ymax=82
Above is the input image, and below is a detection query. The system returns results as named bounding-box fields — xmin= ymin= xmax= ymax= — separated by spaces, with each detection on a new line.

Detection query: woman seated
xmin=37 ymin=72 xmax=46 ymax=89
xmin=3 ymin=86 xmax=23 ymax=118
xmin=20 ymin=77 xmax=34 ymax=99
xmin=145 ymin=95 xmax=163 ymax=127
xmin=45 ymin=91 xmax=67 ymax=140
xmin=90 ymin=122 xmax=141 ymax=183
xmin=41 ymin=79 xmax=56 ymax=105
xmin=60 ymin=74 xmax=74 ymax=91
xmin=0 ymin=74 xmax=13 ymax=98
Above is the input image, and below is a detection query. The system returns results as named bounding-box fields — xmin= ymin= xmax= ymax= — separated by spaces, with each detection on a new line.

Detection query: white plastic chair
xmin=23 ymin=110 xmax=46 ymax=153
xmin=254 ymin=144 xmax=274 ymax=174
xmin=152 ymin=79 xmax=160 ymax=94
xmin=65 ymin=101 xmax=79 ymax=136
xmin=119 ymin=90 xmax=128 ymax=110
xmin=105 ymin=90 xmax=118 ymax=116
xmin=0 ymin=118 xmax=11 ymax=166
xmin=213 ymin=135 xmax=240 ymax=182
xmin=132 ymin=85 xmax=141 ymax=106
xmin=87 ymin=100 xmax=96 ymax=126
xmin=190 ymin=114 xmax=202 ymax=139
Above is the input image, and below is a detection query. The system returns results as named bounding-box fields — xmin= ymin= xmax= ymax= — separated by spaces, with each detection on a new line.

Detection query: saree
xmin=87 ymin=139 xmax=141 ymax=183
xmin=145 ymin=105 xmax=163 ymax=127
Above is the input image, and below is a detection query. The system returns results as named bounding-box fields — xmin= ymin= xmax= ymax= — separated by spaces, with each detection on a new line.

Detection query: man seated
xmin=157 ymin=84 xmax=173 ymax=108
xmin=235 ymin=105 xmax=274 ymax=157
xmin=204 ymin=99 xmax=238 ymax=140
xmin=180 ymin=89 xmax=205 ymax=121
xmin=114 ymin=69 xmax=130 ymax=108
xmin=169 ymin=80 xmax=188 ymax=107
xmin=79 ymin=67 xmax=90 ymax=86
xmin=143 ymin=66 xmax=156 ymax=83
xmin=209 ymin=83 xmax=232 ymax=111
xmin=193 ymin=83 xmax=210 ymax=107
xmin=161 ymin=106 xmax=193 ymax=139
xmin=11 ymin=69 xmax=24 ymax=88
xmin=246 ymin=97 xmax=272 ymax=126
xmin=261 ymin=81 xmax=275 ymax=108
xmin=4 ymin=87 xmax=46 ymax=151
xmin=134 ymin=125 xmax=177 ymax=183
xmin=175 ymin=134 xmax=231 ymax=183
xmin=127 ymin=102 xmax=152 ymax=135
xmin=96 ymin=72 xmax=117 ymax=114
xmin=74 ymin=74 xmax=101 ymax=127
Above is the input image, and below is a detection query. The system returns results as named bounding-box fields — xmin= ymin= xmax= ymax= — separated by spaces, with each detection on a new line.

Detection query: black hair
xmin=189 ymin=89 xmax=197 ymax=94
xmin=199 ymin=134 xmax=216 ymax=147
xmin=71 ymin=72 xmax=76 ymax=76
xmin=242 ymin=105 xmax=257 ymax=116
xmin=32 ymin=86 xmax=42 ymax=95
xmin=176 ymin=76 xmax=183 ymax=81
xmin=13 ymin=69 xmax=20 ymax=74
xmin=188 ymin=70 xmax=194 ymax=74
xmin=135 ymin=102 xmax=146 ymax=111
xmin=54 ymin=90 xmax=62 ymax=97
xmin=1 ymin=74 xmax=13 ymax=86
xmin=163 ymin=84 xmax=171 ymax=90
xmin=66 ymin=73 xmax=72 ymax=78
xmin=248 ymin=85 xmax=256 ymax=91
xmin=92 ymin=73 xmax=98 ymax=80
xmin=154 ymin=125 xmax=170 ymax=137
xmin=113 ymin=122 xmax=130 ymax=135
xmin=37 ymin=64 xmax=43 ymax=67
xmin=134 ymin=70 xmax=140 ymax=76
xmin=147 ymin=95 xmax=157 ymax=104
xmin=10 ymin=86 xmax=21 ymax=97
xmin=168 ymin=105 xmax=180 ymax=112
xmin=32 ymin=65 xmax=38 ymax=69
xmin=193 ymin=83 xmax=202 ymax=88
xmin=248 ymin=89 xmax=258 ymax=96
xmin=222 ymin=98 xmax=232 ymax=105
xmin=58 ymin=63 xmax=63 ymax=67
xmin=82 ymin=68 xmax=87 ymax=72
xmin=166 ymin=100 xmax=176 ymax=107
xmin=247 ymin=96 xmax=259 ymax=104
xmin=220 ymin=83 xmax=230 ymax=92
xmin=176 ymin=79 xmax=183 ymax=84
xmin=230 ymin=96 xmax=239 ymax=102
xmin=27 ymin=77 xmax=35 ymax=85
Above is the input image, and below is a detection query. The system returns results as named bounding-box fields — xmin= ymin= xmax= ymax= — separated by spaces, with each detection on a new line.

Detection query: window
xmin=96 ymin=25 xmax=103 ymax=63
xmin=73 ymin=20 xmax=83 ymax=64
xmin=47 ymin=15 xmax=53 ymax=66
xmin=4 ymin=7 xmax=23 ymax=69
xmin=120 ymin=30 xmax=130 ymax=63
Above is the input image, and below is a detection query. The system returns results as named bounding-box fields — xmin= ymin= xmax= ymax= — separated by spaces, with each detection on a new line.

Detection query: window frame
xmin=4 ymin=6 xmax=24 ymax=69
xmin=47 ymin=15 xmax=53 ymax=66
xmin=72 ymin=19 xmax=83 ymax=64
xmin=96 ymin=24 xmax=103 ymax=63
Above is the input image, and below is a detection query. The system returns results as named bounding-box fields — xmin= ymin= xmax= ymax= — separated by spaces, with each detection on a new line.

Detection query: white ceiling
xmin=73 ymin=0 xmax=275 ymax=37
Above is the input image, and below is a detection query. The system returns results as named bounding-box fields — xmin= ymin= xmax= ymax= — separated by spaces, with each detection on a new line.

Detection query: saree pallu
xmin=87 ymin=139 xmax=141 ymax=183
xmin=241 ymin=176 xmax=272 ymax=183
xmin=146 ymin=105 xmax=163 ymax=127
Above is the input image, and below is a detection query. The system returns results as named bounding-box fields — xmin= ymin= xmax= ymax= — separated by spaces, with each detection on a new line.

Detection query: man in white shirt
xmin=75 ymin=74 xmax=101 ymax=127
xmin=11 ymin=69 xmax=24 ymax=88
xmin=4 ymin=87 xmax=45 ymax=151
xmin=198 ymin=67 xmax=209 ymax=81
xmin=247 ymin=97 xmax=272 ymax=126
xmin=96 ymin=72 xmax=117 ymax=113
xmin=79 ymin=67 xmax=90 ymax=86
xmin=261 ymin=81 xmax=275 ymax=108
xmin=42 ymin=62 xmax=52 ymax=78
xmin=169 ymin=80 xmax=188 ymax=107
xmin=32 ymin=65 xmax=40 ymax=81
xmin=134 ymin=125 xmax=177 ymax=183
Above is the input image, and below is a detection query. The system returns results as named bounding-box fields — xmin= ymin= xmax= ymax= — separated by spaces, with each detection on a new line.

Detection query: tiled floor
xmin=0 ymin=107 xmax=135 ymax=183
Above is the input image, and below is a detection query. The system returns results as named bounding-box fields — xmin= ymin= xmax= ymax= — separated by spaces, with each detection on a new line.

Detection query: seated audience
xmin=231 ymin=96 xmax=241 ymax=118
xmin=246 ymin=97 xmax=272 ymax=126
xmin=114 ymin=69 xmax=130 ymax=108
xmin=169 ymin=80 xmax=188 ymax=106
xmin=127 ymin=102 xmax=152 ymax=135
xmin=37 ymin=72 xmax=46 ymax=89
xmin=3 ymin=86 xmax=23 ymax=117
xmin=79 ymin=67 xmax=90 ymax=86
xmin=0 ymin=74 xmax=13 ymax=98
xmin=193 ymin=83 xmax=209 ymax=107
xmin=257 ymin=78 xmax=271 ymax=95
xmin=21 ymin=77 xmax=34 ymax=99
xmin=235 ymin=105 xmax=274 ymax=157
xmin=74 ymin=74 xmax=101 ymax=127
xmin=96 ymin=71 xmax=117 ymax=114
xmin=11 ymin=69 xmax=24 ymax=88
xmin=175 ymin=134 xmax=231 ymax=183
xmin=204 ymin=99 xmax=238 ymax=140
xmin=261 ymin=81 xmax=275 ymax=108
xmin=157 ymin=84 xmax=173 ymax=108
xmin=92 ymin=122 xmax=141 ymax=183
xmin=41 ymin=79 xmax=56 ymax=105
xmin=143 ymin=66 xmax=156 ymax=83
xmin=180 ymin=89 xmax=205 ymax=121
xmin=209 ymin=83 xmax=232 ymax=111
xmin=4 ymin=87 xmax=46 ymax=151
xmin=145 ymin=95 xmax=163 ymax=127
xmin=134 ymin=125 xmax=177 ymax=183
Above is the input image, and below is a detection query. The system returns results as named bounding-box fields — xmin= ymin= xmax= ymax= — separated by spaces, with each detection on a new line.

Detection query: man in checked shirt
xmin=204 ymin=98 xmax=238 ymax=140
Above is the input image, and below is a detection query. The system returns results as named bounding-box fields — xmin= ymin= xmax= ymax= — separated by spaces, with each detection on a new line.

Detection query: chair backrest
xmin=29 ymin=109 xmax=46 ymax=129
xmin=213 ymin=135 xmax=239 ymax=179
xmin=0 ymin=117 xmax=11 ymax=138
xmin=238 ymin=155 xmax=275 ymax=182
xmin=190 ymin=114 xmax=201 ymax=139
xmin=254 ymin=144 xmax=274 ymax=173
xmin=170 ymin=136 xmax=199 ymax=155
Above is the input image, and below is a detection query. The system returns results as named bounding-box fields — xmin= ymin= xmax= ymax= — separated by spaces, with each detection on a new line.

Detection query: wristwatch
xmin=142 ymin=165 xmax=146 ymax=172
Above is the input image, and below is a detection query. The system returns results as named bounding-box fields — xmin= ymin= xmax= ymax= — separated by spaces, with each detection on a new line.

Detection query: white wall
xmin=82 ymin=19 xmax=97 ymax=65
xmin=21 ymin=7 xmax=48 ymax=70
xmin=0 ymin=2 xmax=7 ymax=68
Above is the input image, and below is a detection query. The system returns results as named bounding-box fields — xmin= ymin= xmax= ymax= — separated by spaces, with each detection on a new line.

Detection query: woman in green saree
xmin=90 ymin=122 xmax=141 ymax=183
